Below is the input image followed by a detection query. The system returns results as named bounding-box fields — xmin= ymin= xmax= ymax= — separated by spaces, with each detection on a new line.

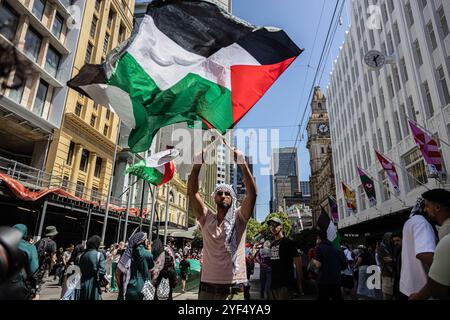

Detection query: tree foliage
xmin=246 ymin=218 xmax=263 ymax=243
xmin=192 ymin=226 xmax=203 ymax=248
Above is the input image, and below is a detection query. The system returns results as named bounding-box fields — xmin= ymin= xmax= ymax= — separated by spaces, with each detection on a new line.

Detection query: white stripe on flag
xmin=80 ymin=84 xmax=136 ymax=128
xmin=127 ymin=15 xmax=261 ymax=91
xmin=327 ymin=221 xmax=337 ymax=242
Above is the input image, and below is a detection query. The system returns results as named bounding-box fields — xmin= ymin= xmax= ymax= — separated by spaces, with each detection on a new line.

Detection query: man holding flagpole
xmin=188 ymin=145 xmax=257 ymax=300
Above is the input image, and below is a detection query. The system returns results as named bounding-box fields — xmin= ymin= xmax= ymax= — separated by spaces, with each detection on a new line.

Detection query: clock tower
xmin=306 ymin=86 xmax=336 ymax=225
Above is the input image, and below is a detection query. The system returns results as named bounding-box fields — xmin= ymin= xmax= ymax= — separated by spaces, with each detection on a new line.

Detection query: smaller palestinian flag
xmin=318 ymin=206 xmax=340 ymax=249
xmin=375 ymin=150 xmax=400 ymax=194
xmin=409 ymin=121 xmax=444 ymax=175
xmin=327 ymin=195 xmax=339 ymax=223
xmin=357 ymin=167 xmax=377 ymax=207
xmin=342 ymin=183 xmax=357 ymax=213
xmin=125 ymin=149 xmax=179 ymax=186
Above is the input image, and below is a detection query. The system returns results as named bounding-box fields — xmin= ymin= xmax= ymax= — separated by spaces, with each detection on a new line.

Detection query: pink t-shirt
xmin=198 ymin=208 xmax=248 ymax=285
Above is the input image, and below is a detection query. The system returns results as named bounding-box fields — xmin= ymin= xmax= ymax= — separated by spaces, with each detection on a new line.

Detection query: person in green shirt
xmin=79 ymin=235 xmax=105 ymax=300
xmin=10 ymin=224 xmax=39 ymax=299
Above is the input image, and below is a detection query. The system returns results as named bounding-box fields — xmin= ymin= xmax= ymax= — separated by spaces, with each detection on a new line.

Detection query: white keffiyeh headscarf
xmin=212 ymin=184 xmax=239 ymax=273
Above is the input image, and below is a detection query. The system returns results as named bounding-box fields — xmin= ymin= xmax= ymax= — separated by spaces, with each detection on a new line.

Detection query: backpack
xmin=35 ymin=238 xmax=50 ymax=266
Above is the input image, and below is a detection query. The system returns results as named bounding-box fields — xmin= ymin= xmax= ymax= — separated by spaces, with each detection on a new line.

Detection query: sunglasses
xmin=268 ymin=223 xmax=280 ymax=228
xmin=216 ymin=191 xmax=231 ymax=197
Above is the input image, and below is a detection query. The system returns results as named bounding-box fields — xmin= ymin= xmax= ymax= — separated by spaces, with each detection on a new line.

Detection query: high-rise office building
xmin=328 ymin=0 xmax=450 ymax=237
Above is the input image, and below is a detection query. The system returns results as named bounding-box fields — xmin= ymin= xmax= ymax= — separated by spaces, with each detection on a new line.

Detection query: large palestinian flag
xmin=68 ymin=0 xmax=303 ymax=153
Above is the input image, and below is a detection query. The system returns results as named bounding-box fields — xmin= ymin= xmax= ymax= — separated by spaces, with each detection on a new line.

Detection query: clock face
xmin=318 ymin=123 xmax=329 ymax=134
xmin=364 ymin=50 xmax=386 ymax=70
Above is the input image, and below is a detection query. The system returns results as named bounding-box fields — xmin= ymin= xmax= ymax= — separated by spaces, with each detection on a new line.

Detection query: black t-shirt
xmin=315 ymin=241 xmax=346 ymax=285
xmin=270 ymin=237 xmax=299 ymax=290
xmin=179 ymin=259 xmax=190 ymax=273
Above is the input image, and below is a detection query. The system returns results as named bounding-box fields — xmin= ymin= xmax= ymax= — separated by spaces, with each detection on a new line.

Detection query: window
xmin=427 ymin=21 xmax=438 ymax=50
xmin=90 ymin=16 xmax=98 ymax=38
xmin=95 ymin=0 xmax=102 ymax=12
xmin=385 ymin=121 xmax=392 ymax=150
xmin=423 ymin=81 xmax=434 ymax=118
xmin=33 ymin=80 xmax=49 ymax=117
xmin=400 ymin=57 xmax=408 ymax=82
xmin=107 ymin=11 xmax=114 ymax=29
xmin=379 ymin=170 xmax=391 ymax=202
xmin=359 ymin=185 xmax=367 ymax=211
xmin=379 ymin=87 xmax=386 ymax=109
xmin=94 ymin=157 xmax=102 ymax=178
xmin=75 ymin=102 xmax=83 ymax=116
xmin=91 ymin=187 xmax=99 ymax=201
xmin=79 ymin=149 xmax=90 ymax=172
xmin=414 ymin=40 xmax=423 ymax=66
xmin=24 ymin=27 xmax=42 ymax=62
xmin=45 ymin=46 xmax=61 ymax=77
xmin=438 ymin=6 xmax=449 ymax=37
xmin=90 ymin=114 xmax=96 ymax=127
xmin=62 ymin=176 xmax=69 ymax=189
xmin=0 ymin=3 xmax=19 ymax=40
xmin=75 ymin=181 xmax=85 ymax=198
xmin=405 ymin=2 xmax=414 ymax=27
xmin=119 ymin=25 xmax=126 ymax=43
xmin=408 ymin=96 xmax=417 ymax=122
xmin=8 ymin=75 xmax=25 ymax=104
xmin=103 ymin=33 xmax=110 ymax=55
xmin=399 ymin=104 xmax=409 ymax=137
xmin=387 ymin=76 xmax=395 ymax=98
xmin=106 ymin=109 xmax=111 ymax=120
xmin=404 ymin=148 xmax=428 ymax=191
xmin=103 ymin=124 xmax=109 ymax=136
xmin=393 ymin=22 xmax=400 ymax=44
xmin=437 ymin=66 xmax=450 ymax=105
xmin=85 ymin=42 xmax=93 ymax=64
xmin=66 ymin=141 xmax=75 ymax=165
xmin=52 ymin=13 xmax=64 ymax=39
xmin=32 ymin=0 xmax=46 ymax=21
xmin=394 ymin=111 xmax=402 ymax=142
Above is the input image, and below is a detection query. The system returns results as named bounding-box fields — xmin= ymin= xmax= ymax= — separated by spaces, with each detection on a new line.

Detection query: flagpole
xmin=138 ymin=178 xmax=146 ymax=232
xmin=148 ymin=184 xmax=157 ymax=242
xmin=122 ymin=154 xmax=135 ymax=242
xmin=163 ymin=183 xmax=171 ymax=246
xmin=101 ymin=121 xmax=121 ymax=246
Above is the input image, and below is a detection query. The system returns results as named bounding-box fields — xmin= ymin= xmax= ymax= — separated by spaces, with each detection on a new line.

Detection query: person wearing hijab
xmin=116 ymin=232 xmax=154 ymax=300
xmin=188 ymin=147 xmax=257 ymax=300
xmin=78 ymin=235 xmax=105 ymax=300
xmin=61 ymin=244 xmax=84 ymax=300
xmin=150 ymin=238 xmax=178 ymax=300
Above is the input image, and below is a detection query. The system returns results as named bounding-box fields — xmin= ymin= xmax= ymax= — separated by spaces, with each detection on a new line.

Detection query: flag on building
xmin=375 ymin=150 xmax=400 ymax=194
xmin=327 ymin=195 xmax=339 ymax=223
xmin=317 ymin=206 xmax=340 ymax=249
xmin=125 ymin=149 xmax=179 ymax=186
xmin=357 ymin=167 xmax=377 ymax=207
xmin=408 ymin=121 xmax=444 ymax=175
xmin=67 ymin=0 xmax=303 ymax=153
xmin=342 ymin=183 xmax=357 ymax=213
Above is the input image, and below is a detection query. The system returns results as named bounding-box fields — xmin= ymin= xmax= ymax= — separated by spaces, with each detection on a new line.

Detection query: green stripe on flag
xmin=108 ymin=53 xmax=233 ymax=153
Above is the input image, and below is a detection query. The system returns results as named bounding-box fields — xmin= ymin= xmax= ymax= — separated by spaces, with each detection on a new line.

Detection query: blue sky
xmin=231 ymin=0 xmax=352 ymax=221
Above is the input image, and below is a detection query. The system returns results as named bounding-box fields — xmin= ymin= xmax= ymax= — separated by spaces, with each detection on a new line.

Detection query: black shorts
xmin=181 ymin=272 xmax=188 ymax=280
xmin=342 ymin=275 xmax=354 ymax=289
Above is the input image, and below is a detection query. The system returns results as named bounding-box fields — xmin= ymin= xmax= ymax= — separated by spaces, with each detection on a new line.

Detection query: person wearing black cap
xmin=267 ymin=217 xmax=303 ymax=300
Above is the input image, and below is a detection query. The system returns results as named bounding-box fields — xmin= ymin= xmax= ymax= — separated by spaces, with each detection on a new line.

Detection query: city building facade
xmin=0 ymin=0 xmax=82 ymax=170
xmin=45 ymin=0 xmax=135 ymax=204
xmin=307 ymin=86 xmax=335 ymax=225
xmin=327 ymin=0 xmax=450 ymax=238
xmin=270 ymin=147 xmax=300 ymax=212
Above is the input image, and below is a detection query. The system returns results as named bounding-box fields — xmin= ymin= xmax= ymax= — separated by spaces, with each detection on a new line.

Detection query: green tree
xmin=261 ymin=212 xmax=292 ymax=241
xmin=246 ymin=218 xmax=263 ymax=243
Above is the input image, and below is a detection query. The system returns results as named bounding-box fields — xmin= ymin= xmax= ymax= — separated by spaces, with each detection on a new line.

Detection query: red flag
xmin=375 ymin=150 xmax=400 ymax=193
xmin=409 ymin=121 xmax=443 ymax=173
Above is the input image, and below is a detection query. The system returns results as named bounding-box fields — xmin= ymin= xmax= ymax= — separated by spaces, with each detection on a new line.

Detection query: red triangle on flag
xmin=230 ymin=56 xmax=297 ymax=125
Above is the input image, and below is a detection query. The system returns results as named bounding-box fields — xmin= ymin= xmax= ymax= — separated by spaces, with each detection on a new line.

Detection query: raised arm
xmin=187 ymin=160 xmax=207 ymax=221
xmin=235 ymin=149 xmax=257 ymax=221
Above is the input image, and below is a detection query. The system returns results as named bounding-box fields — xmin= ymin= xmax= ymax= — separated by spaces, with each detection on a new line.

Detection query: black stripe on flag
xmin=147 ymin=0 xmax=254 ymax=58
xmin=317 ymin=206 xmax=331 ymax=232
xmin=67 ymin=64 xmax=107 ymax=98
xmin=237 ymin=28 xmax=303 ymax=65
